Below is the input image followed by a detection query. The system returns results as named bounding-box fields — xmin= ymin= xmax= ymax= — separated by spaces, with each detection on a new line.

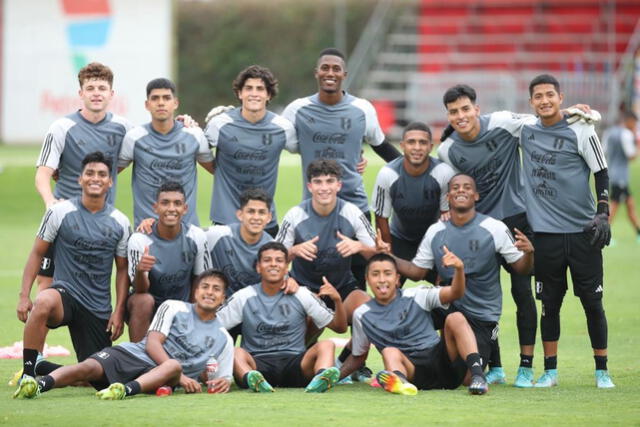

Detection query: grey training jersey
xmin=127 ymin=223 xmax=211 ymax=305
xmin=37 ymin=197 xmax=131 ymax=319
xmin=520 ymin=118 xmax=607 ymax=233
xmin=282 ymin=92 xmax=385 ymax=212
xmin=351 ymin=287 xmax=447 ymax=357
xmin=276 ymin=198 xmax=376 ymax=292
xmin=217 ymin=284 xmax=334 ymax=356
xmin=205 ymin=108 xmax=297 ymax=228
xmin=438 ymin=111 xmax=536 ymax=219
xmin=206 ymin=223 xmax=273 ymax=296
xmin=603 ymin=125 xmax=636 ymax=186
xmin=119 ymin=300 xmax=234 ymax=380
xmin=37 ymin=111 xmax=132 ymax=204
xmin=372 ymin=156 xmax=454 ymax=242
xmin=413 ymin=214 xmax=523 ymax=322
xmin=118 ymin=121 xmax=213 ymax=227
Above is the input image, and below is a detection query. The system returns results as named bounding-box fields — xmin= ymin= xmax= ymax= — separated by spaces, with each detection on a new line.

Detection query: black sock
xmin=519 ymin=354 xmax=533 ymax=368
xmin=35 ymin=360 xmax=63 ymax=376
xmin=594 ymin=355 xmax=608 ymax=371
xmin=242 ymin=372 xmax=250 ymax=388
xmin=489 ymin=338 xmax=501 ymax=368
xmin=37 ymin=375 xmax=55 ymax=393
xmin=465 ymin=353 xmax=484 ymax=377
xmin=315 ymin=368 xmax=326 ymax=376
xmin=23 ymin=348 xmax=39 ymax=377
xmin=544 ymin=355 xmax=557 ymax=370
xmin=338 ymin=347 xmax=351 ymax=364
xmin=392 ymin=370 xmax=409 ymax=383
xmin=124 ymin=380 xmax=141 ymax=396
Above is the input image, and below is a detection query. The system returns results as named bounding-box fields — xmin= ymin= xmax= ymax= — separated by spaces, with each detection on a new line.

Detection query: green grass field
xmin=0 ymin=145 xmax=639 ymax=426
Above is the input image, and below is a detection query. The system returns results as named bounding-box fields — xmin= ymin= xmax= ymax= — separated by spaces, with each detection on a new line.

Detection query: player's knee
xmin=444 ymin=311 xmax=466 ymax=330
xmin=78 ymin=358 xmax=103 ymax=377
xmin=163 ymin=358 xmax=182 ymax=376
xmin=317 ymin=339 xmax=335 ymax=352
xmin=31 ymin=289 xmax=61 ymax=316
xmin=380 ymin=346 xmax=402 ymax=360
xmin=127 ymin=293 xmax=155 ymax=315
xmin=579 ymin=294 xmax=603 ymax=313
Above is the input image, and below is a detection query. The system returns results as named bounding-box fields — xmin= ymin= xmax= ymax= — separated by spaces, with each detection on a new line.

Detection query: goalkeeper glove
xmin=582 ymin=212 xmax=611 ymax=249
xmin=205 ymin=105 xmax=235 ymax=124
xmin=566 ymin=108 xmax=601 ymax=125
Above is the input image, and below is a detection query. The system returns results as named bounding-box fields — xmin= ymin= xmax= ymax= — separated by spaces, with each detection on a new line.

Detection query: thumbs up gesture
xmin=292 ymin=236 xmax=319 ymax=261
xmin=318 ymin=276 xmax=340 ymax=303
xmin=137 ymin=245 xmax=156 ymax=272
xmin=336 ymin=231 xmax=362 ymax=258
xmin=441 ymin=245 xmax=463 ymax=270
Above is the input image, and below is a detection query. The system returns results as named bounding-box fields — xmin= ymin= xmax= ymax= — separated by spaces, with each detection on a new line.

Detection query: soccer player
xmin=204 ymin=65 xmax=297 ymax=237
xmin=276 ymin=159 xmax=376 ymax=322
xmin=15 ymin=152 xmax=131 ymax=383
xmin=126 ymin=181 xmax=211 ymax=342
xmin=372 ymin=121 xmax=455 ymax=285
xmin=437 ymin=84 xmax=541 ymax=386
xmin=603 ymin=111 xmax=640 ymax=242
xmin=341 ymin=253 xmax=488 ymax=395
xmin=35 ymin=62 xmax=132 ymax=289
xmin=206 ymin=188 xmax=275 ymax=297
xmin=217 ymin=241 xmax=347 ymax=392
xmin=521 ymin=74 xmax=614 ymax=388
xmin=14 ymin=270 xmax=234 ymax=399
xmin=118 ymin=78 xmax=214 ymax=227
xmin=282 ymin=47 xmax=401 ymax=289
xmin=385 ymin=174 xmax=534 ymax=373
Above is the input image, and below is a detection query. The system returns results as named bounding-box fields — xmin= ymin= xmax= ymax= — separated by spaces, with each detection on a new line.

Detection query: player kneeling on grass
xmin=216 ymin=241 xmax=348 ymax=393
xmin=339 ymin=253 xmax=488 ymax=395
xmin=14 ymin=270 xmax=233 ymax=399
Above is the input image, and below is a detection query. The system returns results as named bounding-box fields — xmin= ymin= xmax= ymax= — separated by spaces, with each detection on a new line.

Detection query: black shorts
xmin=49 ymin=284 xmax=112 ymax=362
xmin=409 ymin=341 xmax=467 ymax=390
xmin=533 ymin=232 xmax=603 ymax=302
xmin=38 ymin=244 xmax=55 ymax=278
xmin=320 ymin=283 xmax=361 ymax=310
xmin=429 ymin=307 xmax=494 ymax=368
xmin=610 ymin=184 xmax=631 ymax=203
xmin=251 ymin=353 xmax=307 ymax=387
xmin=350 ymin=211 xmax=372 ymax=291
xmin=500 ymin=212 xmax=533 ymax=274
xmin=90 ymin=346 xmax=154 ymax=390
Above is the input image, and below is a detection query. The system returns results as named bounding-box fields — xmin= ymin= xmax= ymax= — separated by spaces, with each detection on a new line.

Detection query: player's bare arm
xmin=35 ymin=166 xmax=62 ymax=208
xmin=108 ymin=255 xmax=129 ymax=341
xmin=146 ymin=330 xmax=200 ymax=393
xmin=133 ymin=246 xmax=155 ymax=293
xmin=374 ymin=215 xmax=392 ymax=246
xmin=198 ymin=160 xmax=215 ymax=175
xmin=319 ymin=276 xmax=347 ymax=333
xmin=510 ymin=228 xmax=534 ymax=275
xmin=339 ymin=353 xmax=367 ymax=379
xmin=16 ymin=238 xmax=51 ymax=322
xmin=438 ymin=245 xmax=465 ymax=304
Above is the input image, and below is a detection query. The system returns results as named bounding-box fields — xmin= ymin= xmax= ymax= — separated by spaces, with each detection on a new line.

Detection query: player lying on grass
xmin=339 ymin=253 xmax=488 ymax=395
xmin=14 ymin=270 xmax=234 ymax=399
xmin=216 ymin=241 xmax=347 ymax=393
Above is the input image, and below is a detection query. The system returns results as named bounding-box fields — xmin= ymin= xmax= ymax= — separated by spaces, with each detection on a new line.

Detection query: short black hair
xmin=528 ymin=74 xmax=560 ymax=97
xmin=146 ymin=78 xmax=176 ymax=97
xmin=193 ymin=269 xmax=228 ymax=292
xmin=317 ymin=47 xmax=347 ymax=69
xmin=156 ymin=181 xmax=185 ymax=200
xmin=443 ymin=84 xmax=477 ymax=107
xmin=232 ymin=65 xmax=278 ymax=102
xmin=448 ymin=173 xmax=477 ymax=191
xmin=81 ymin=151 xmax=112 ymax=176
xmin=239 ymin=188 xmax=272 ymax=210
xmin=306 ymin=159 xmax=342 ymax=182
xmin=365 ymin=253 xmax=398 ymax=275
xmin=257 ymin=241 xmax=288 ymax=262
xmin=402 ymin=121 xmax=432 ymax=141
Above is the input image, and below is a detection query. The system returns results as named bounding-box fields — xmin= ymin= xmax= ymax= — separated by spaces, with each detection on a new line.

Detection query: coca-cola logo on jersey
xmin=150 ymin=159 xmax=182 ymax=170
xmin=312 ymin=132 xmax=346 ymax=145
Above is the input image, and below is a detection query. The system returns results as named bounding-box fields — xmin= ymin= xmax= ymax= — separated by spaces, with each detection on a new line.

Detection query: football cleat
xmin=485 ymin=367 xmax=506 ymax=385
xmin=8 ymin=368 xmax=24 ymax=387
xmin=13 ymin=375 xmax=39 ymax=399
xmin=246 ymin=370 xmax=274 ymax=393
xmin=534 ymin=369 xmax=558 ymax=388
xmin=376 ymin=370 xmax=417 ymax=396
xmin=96 ymin=383 xmax=126 ymax=400
xmin=513 ymin=367 xmax=534 ymax=388
xmin=305 ymin=367 xmax=340 ymax=393
xmin=468 ymin=374 xmax=489 ymax=395
xmin=351 ymin=365 xmax=373 ymax=382
xmin=595 ymin=370 xmax=615 ymax=389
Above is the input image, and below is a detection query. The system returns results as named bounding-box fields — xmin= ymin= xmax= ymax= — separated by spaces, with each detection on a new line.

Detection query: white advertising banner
xmin=2 ymin=0 xmax=173 ymax=144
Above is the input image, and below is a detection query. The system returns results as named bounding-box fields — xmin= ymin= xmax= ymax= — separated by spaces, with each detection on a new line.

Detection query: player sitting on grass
xmin=339 ymin=253 xmax=488 ymax=395
xmin=126 ymin=181 xmax=211 ymax=342
xmin=14 ymin=269 xmax=233 ymax=399
xmin=216 ymin=241 xmax=347 ymax=393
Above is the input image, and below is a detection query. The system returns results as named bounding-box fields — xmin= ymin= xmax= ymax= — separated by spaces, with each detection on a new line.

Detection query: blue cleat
xmin=246 ymin=370 xmax=274 ymax=393
xmin=305 ymin=367 xmax=340 ymax=393
xmin=485 ymin=367 xmax=506 ymax=385
xmin=513 ymin=367 xmax=534 ymax=388
xmin=595 ymin=370 xmax=615 ymax=388
xmin=534 ymin=369 xmax=558 ymax=387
